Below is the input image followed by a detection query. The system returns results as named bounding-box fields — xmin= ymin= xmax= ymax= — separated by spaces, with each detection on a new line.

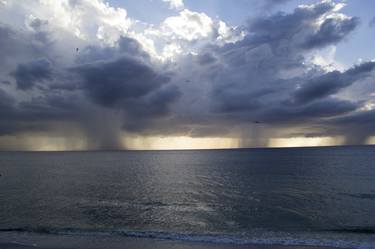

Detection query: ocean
xmin=0 ymin=146 xmax=375 ymax=248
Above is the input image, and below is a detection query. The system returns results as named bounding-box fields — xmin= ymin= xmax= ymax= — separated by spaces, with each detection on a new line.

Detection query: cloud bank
xmin=0 ymin=0 xmax=374 ymax=150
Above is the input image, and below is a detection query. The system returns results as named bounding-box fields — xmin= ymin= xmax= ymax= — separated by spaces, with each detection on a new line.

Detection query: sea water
xmin=0 ymin=146 xmax=375 ymax=248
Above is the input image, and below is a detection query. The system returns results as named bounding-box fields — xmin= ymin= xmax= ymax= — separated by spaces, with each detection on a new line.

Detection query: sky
xmin=0 ymin=0 xmax=374 ymax=151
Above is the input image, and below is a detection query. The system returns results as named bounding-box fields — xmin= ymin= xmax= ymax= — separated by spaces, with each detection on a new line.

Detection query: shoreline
xmin=0 ymin=232 xmax=345 ymax=249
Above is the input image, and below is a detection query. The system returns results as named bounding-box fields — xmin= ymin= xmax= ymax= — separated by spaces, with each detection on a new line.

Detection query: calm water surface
xmin=0 ymin=146 xmax=375 ymax=248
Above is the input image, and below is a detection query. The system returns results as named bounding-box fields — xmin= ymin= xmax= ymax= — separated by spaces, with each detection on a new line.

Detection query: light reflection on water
xmin=0 ymin=147 xmax=374 ymax=236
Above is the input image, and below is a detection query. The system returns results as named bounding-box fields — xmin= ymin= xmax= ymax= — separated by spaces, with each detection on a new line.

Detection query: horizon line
xmin=0 ymin=144 xmax=373 ymax=153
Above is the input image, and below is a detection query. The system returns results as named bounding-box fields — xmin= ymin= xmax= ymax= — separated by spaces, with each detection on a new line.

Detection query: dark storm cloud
xmin=0 ymin=24 xmax=84 ymax=136
xmin=319 ymin=109 xmax=375 ymax=145
xmin=0 ymin=23 xmax=54 ymax=92
xmin=290 ymin=62 xmax=375 ymax=105
xmin=335 ymin=109 xmax=375 ymax=126
xmin=0 ymin=23 xmax=182 ymax=149
xmin=249 ymin=2 xmax=333 ymax=38
xmin=302 ymin=16 xmax=359 ymax=49
xmin=197 ymin=53 xmax=217 ymax=65
xmin=0 ymin=26 xmax=13 ymax=56
xmin=0 ymin=89 xmax=79 ymax=136
xmin=72 ymin=36 xmax=179 ymax=117
xmin=171 ymin=0 xmax=374 ymax=146
xmin=11 ymin=58 xmax=53 ymax=90
xmin=76 ymin=37 xmax=149 ymax=64
xmin=0 ymin=25 xmax=25 ymax=64
xmin=74 ymin=56 xmax=170 ymax=107
xmin=122 ymin=85 xmax=181 ymax=132
xmin=17 ymin=95 xmax=79 ymax=121
xmin=0 ymin=0 xmax=373 ymax=149
xmin=0 ymin=88 xmax=15 ymax=110
xmin=125 ymin=85 xmax=181 ymax=118
xmin=261 ymin=99 xmax=359 ymax=124
xmin=247 ymin=1 xmax=357 ymax=50
xmin=74 ymin=52 xmax=181 ymax=135
xmin=210 ymin=1 xmax=354 ymax=114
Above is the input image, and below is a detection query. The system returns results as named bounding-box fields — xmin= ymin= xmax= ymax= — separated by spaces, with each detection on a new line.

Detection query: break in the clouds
xmin=0 ymin=0 xmax=374 ymax=150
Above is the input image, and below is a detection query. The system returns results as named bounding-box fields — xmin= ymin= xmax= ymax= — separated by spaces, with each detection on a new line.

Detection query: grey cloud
xmin=76 ymin=37 xmax=149 ymax=64
xmin=74 ymin=56 xmax=170 ymax=108
xmin=263 ymin=99 xmax=359 ymax=123
xmin=207 ymin=0 xmax=368 ymax=123
xmin=122 ymin=85 xmax=181 ymax=132
xmin=71 ymin=1 xmax=371 ymax=146
xmin=322 ymin=109 xmax=375 ymax=145
xmin=290 ymin=62 xmax=375 ymax=105
xmin=197 ymin=53 xmax=217 ymax=65
xmin=0 ymin=24 xmax=53 ymax=63
xmin=0 ymin=90 xmax=79 ymax=136
xmin=247 ymin=1 xmax=355 ymax=51
xmin=0 ymin=25 xmax=19 ymax=61
xmin=173 ymin=0 xmax=372 ymax=146
xmin=0 ymin=88 xmax=15 ymax=110
xmin=336 ymin=109 xmax=375 ymax=125
xmin=11 ymin=58 xmax=53 ymax=90
xmin=265 ymin=0 xmax=290 ymax=4
xmin=0 ymin=0 xmax=373 ymax=149
xmin=302 ymin=16 xmax=359 ymax=49
xmin=0 ymin=24 xmax=181 ymax=149
xmin=29 ymin=18 xmax=49 ymax=30
xmin=255 ymin=0 xmax=292 ymax=9
xmin=125 ymin=85 xmax=181 ymax=118
xmin=369 ymin=17 xmax=375 ymax=27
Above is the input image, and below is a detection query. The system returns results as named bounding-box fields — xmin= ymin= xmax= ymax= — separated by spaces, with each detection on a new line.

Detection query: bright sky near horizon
xmin=0 ymin=0 xmax=374 ymax=150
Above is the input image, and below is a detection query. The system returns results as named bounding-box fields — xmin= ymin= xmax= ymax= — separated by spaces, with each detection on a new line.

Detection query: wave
xmin=340 ymin=193 xmax=375 ymax=200
xmin=325 ymin=227 xmax=375 ymax=234
xmin=1 ymin=227 xmax=375 ymax=249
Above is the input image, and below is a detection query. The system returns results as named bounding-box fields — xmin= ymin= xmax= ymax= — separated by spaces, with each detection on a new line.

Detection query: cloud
xmin=0 ymin=88 xmax=15 ymax=110
xmin=74 ymin=56 xmax=170 ymax=107
xmin=370 ymin=17 xmax=375 ymax=27
xmin=302 ymin=15 xmax=359 ymax=49
xmin=247 ymin=1 xmax=356 ymax=50
xmin=162 ymin=0 xmax=184 ymax=10
xmin=263 ymin=0 xmax=292 ymax=8
xmin=290 ymin=62 xmax=375 ymax=105
xmin=11 ymin=58 xmax=53 ymax=90
xmin=320 ymin=109 xmax=375 ymax=145
xmin=161 ymin=9 xmax=214 ymax=41
xmin=0 ymin=0 xmax=374 ymax=149
xmin=175 ymin=0 xmax=373 ymax=145
xmin=209 ymin=1 xmax=358 ymax=113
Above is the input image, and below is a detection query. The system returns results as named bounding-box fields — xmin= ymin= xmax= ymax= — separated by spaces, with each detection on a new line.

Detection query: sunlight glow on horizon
xmin=268 ymin=136 xmax=346 ymax=148
xmin=124 ymin=136 xmax=241 ymax=150
xmin=1 ymin=134 xmax=374 ymax=151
